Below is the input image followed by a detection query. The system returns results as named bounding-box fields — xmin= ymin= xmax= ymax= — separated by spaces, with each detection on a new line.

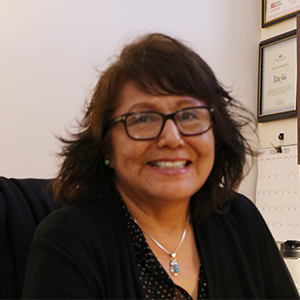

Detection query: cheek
xmin=108 ymin=126 xmax=129 ymax=168
xmin=198 ymin=133 xmax=215 ymax=169
xmin=208 ymin=137 xmax=215 ymax=164
xmin=200 ymin=131 xmax=215 ymax=155
xmin=109 ymin=131 xmax=146 ymax=170
xmin=110 ymin=147 xmax=145 ymax=183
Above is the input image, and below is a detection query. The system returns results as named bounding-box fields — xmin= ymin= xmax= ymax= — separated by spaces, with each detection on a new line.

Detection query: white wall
xmin=0 ymin=0 xmax=260 ymax=200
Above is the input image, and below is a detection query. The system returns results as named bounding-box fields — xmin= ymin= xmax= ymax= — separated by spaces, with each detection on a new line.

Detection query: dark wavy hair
xmin=53 ymin=33 xmax=257 ymax=223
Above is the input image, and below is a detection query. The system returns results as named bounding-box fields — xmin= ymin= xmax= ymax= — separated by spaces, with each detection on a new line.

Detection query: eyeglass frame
xmin=106 ymin=106 xmax=215 ymax=141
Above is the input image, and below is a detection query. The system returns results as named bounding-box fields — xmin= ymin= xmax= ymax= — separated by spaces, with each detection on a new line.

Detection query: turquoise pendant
xmin=170 ymin=253 xmax=179 ymax=276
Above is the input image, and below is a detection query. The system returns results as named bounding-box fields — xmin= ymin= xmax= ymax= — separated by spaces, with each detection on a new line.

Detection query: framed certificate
xmin=262 ymin=0 xmax=300 ymax=27
xmin=258 ymin=30 xmax=297 ymax=122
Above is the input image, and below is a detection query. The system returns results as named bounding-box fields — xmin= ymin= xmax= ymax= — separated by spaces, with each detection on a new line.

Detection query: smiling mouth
xmin=149 ymin=160 xmax=189 ymax=169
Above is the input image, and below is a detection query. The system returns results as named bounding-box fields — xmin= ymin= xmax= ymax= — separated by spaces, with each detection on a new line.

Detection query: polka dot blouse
xmin=118 ymin=196 xmax=209 ymax=300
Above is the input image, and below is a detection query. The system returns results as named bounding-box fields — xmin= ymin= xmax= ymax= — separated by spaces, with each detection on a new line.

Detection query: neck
xmin=115 ymin=182 xmax=190 ymax=233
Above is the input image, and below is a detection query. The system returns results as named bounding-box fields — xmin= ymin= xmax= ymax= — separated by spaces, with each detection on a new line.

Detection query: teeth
xmin=151 ymin=160 xmax=187 ymax=169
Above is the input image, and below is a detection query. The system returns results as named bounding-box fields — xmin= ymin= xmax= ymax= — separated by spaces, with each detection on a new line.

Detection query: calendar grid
xmin=256 ymin=145 xmax=300 ymax=242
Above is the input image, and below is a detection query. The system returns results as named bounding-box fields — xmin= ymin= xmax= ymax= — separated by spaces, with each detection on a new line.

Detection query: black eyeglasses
xmin=106 ymin=106 xmax=214 ymax=141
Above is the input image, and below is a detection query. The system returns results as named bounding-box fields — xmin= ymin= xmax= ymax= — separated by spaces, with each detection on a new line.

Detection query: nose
xmin=157 ymin=119 xmax=184 ymax=148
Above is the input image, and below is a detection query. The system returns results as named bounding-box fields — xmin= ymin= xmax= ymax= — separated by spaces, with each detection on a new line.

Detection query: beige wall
xmin=0 ymin=0 xmax=261 ymax=201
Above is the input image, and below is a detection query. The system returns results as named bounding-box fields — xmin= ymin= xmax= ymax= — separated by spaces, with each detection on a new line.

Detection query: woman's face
xmin=108 ymin=81 xmax=215 ymax=204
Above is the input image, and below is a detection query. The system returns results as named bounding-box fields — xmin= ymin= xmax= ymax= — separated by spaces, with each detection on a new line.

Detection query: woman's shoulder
xmin=228 ymin=192 xmax=260 ymax=216
xmin=199 ymin=191 xmax=268 ymax=237
xmin=229 ymin=192 xmax=268 ymax=224
xmin=33 ymin=190 xmax=121 ymax=243
xmin=220 ymin=192 xmax=265 ymax=226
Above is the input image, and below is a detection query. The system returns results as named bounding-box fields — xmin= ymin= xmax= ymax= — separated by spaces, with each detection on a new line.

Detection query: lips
xmin=149 ymin=160 xmax=189 ymax=169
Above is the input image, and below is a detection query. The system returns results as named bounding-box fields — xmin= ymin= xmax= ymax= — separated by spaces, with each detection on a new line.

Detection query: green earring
xmin=104 ymin=159 xmax=110 ymax=166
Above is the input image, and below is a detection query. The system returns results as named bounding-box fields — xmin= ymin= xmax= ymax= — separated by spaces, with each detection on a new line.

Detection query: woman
xmin=22 ymin=33 xmax=299 ymax=299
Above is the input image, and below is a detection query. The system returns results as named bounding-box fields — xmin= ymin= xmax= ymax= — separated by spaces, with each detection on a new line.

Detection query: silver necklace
xmin=134 ymin=216 xmax=189 ymax=276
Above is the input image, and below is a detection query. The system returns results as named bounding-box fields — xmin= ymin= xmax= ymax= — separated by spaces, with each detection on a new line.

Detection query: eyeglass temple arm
xmin=107 ymin=115 xmax=126 ymax=126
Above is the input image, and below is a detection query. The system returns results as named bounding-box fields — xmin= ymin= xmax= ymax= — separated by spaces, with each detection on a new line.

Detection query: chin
xmin=153 ymin=187 xmax=196 ymax=201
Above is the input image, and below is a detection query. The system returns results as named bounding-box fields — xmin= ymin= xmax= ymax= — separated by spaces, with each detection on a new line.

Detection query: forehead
xmin=114 ymin=81 xmax=206 ymax=116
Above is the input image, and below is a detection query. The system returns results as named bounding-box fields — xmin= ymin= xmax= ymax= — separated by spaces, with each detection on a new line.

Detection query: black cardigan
xmin=22 ymin=188 xmax=299 ymax=299
xmin=0 ymin=177 xmax=60 ymax=299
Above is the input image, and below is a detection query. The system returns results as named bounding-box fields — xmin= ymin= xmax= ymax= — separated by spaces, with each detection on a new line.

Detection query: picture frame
xmin=258 ymin=30 xmax=297 ymax=123
xmin=262 ymin=0 xmax=300 ymax=28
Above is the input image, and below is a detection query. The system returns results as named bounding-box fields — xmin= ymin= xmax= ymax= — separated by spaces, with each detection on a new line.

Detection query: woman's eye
xmin=137 ymin=115 xmax=151 ymax=123
xmin=128 ymin=114 xmax=157 ymax=126
xmin=180 ymin=111 xmax=198 ymax=120
xmin=133 ymin=114 xmax=154 ymax=124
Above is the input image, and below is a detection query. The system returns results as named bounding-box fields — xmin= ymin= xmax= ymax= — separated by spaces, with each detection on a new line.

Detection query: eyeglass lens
xmin=125 ymin=107 xmax=212 ymax=140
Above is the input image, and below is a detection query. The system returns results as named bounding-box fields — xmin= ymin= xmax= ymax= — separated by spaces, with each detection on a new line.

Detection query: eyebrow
xmin=126 ymin=98 xmax=204 ymax=113
xmin=127 ymin=102 xmax=157 ymax=112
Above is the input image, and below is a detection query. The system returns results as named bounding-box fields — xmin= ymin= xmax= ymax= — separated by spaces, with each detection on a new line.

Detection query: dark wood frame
xmin=262 ymin=0 xmax=300 ymax=28
xmin=258 ymin=30 xmax=297 ymax=123
xmin=297 ymin=16 xmax=300 ymax=164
